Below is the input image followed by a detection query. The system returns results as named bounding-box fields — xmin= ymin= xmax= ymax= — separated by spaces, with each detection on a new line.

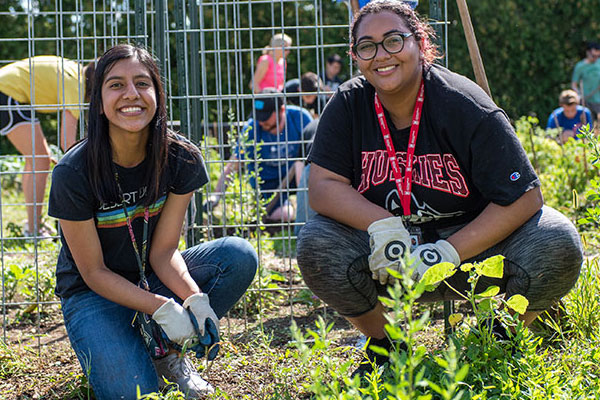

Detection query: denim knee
xmin=61 ymin=291 xmax=159 ymax=400
xmin=221 ymin=236 xmax=258 ymax=288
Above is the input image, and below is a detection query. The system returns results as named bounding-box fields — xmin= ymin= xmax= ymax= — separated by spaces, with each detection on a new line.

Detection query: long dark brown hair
xmin=351 ymin=0 xmax=441 ymax=66
xmin=85 ymin=43 xmax=199 ymax=206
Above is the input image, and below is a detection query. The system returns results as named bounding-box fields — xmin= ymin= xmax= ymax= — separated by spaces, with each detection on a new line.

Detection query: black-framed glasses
xmin=353 ymin=33 xmax=413 ymax=61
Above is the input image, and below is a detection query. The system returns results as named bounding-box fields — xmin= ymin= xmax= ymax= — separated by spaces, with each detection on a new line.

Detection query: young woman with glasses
xmin=296 ymin=0 xmax=582 ymax=377
xmin=48 ymin=44 xmax=257 ymax=399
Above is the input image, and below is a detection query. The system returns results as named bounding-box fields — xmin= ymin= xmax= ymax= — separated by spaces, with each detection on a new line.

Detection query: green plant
xmin=0 ymin=155 xmax=24 ymax=190
xmin=2 ymin=263 xmax=56 ymax=316
xmin=516 ymin=116 xmax=590 ymax=216
xmin=231 ymin=266 xmax=286 ymax=318
xmin=289 ymin=255 xmax=553 ymax=399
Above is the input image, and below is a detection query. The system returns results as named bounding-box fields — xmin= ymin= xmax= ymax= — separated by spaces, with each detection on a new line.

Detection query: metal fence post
xmin=134 ymin=0 xmax=147 ymax=47
xmin=430 ymin=0 xmax=454 ymax=336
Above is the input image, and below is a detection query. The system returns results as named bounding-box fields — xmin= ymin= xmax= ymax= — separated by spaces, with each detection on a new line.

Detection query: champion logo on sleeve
xmin=510 ymin=172 xmax=521 ymax=181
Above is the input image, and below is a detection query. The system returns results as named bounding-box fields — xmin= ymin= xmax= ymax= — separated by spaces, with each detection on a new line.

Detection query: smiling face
xmin=353 ymin=11 xmax=422 ymax=96
xmin=101 ymin=56 xmax=157 ymax=139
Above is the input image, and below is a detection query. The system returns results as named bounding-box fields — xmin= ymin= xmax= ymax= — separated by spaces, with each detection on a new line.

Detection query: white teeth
xmin=121 ymin=106 xmax=141 ymax=113
xmin=377 ymin=66 xmax=395 ymax=72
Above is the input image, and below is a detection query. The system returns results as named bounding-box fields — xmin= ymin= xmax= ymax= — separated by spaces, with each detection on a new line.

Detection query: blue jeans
xmin=60 ymin=237 xmax=258 ymax=400
xmin=294 ymin=163 xmax=317 ymax=236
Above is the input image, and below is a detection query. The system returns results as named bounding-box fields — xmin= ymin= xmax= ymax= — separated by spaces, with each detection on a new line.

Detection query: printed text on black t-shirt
xmin=357 ymin=150 xmax=469 ymax=198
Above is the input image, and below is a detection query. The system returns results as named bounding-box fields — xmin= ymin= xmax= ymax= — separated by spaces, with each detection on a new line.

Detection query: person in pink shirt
xmin=251 ymin=33 xmax=292 ymax=93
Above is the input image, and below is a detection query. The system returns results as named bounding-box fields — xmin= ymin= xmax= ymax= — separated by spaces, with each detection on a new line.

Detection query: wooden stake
xmin=456 ymin=0 xmax=492 ymax=99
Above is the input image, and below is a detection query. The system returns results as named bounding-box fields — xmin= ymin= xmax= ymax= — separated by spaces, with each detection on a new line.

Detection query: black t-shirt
xmin=309 ymin=64 xmax=539 ymax=229
xmin=48 ymin=136 xmax=208 ymax=298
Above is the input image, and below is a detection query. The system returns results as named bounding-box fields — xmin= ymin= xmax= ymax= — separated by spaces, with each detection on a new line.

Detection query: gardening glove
xmin=152 ymin=298 xmax=197 ymax=346
xmin=183 ymin=293 xmax=220 ymax=336
xmin=186 ymin=310 xmax=221 ymax=360
xmin=410 ymin=240 xmax=460 ymax=281
xmin=367 ymin=216 xmax=411 ymax=285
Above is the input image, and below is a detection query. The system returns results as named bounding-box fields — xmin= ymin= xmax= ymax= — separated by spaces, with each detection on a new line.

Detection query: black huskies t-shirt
xmin=49 ymin=136 xmax=208 ymax=298
xmin=309 ymin=64 xmax=539 ymax=229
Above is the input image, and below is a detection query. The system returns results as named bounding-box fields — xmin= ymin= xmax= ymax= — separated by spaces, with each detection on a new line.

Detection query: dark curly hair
xmin=351 ymin=0 xmax=441 ymax=66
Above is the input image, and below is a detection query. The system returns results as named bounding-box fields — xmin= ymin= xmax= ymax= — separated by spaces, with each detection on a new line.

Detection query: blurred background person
xmin=210 ymin=88 xmax=313 ymax=222
xmin=321 ymin=53 xmax=344 ymax=94
xmin=571 ymin=41 xmax=600 ymax=121
xmin=0 ymin=55 xmax=94 ymax=236
xmin=250 ymin=33 xmax=292 ymax=93
xmin=546 ymin=89 xmax=592 ymax=144
xmin=284 ymin=71 xmax=326 ymax=117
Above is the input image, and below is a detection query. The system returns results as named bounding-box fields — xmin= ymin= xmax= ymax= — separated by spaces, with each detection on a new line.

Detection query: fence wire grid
xmin=0 ymin=0 xmax=449 ymax=346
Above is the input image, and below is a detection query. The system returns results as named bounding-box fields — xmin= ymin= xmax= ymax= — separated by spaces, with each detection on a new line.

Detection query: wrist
xmin=183 ymin=292 xmax=207 ymax=308
xmin=367 ymin=215 xmax=404 ymax=234
xmin=436 ymin=239 xmax=461 ymax=266
xmin=148 ymin=295 xmax=170 ymax=315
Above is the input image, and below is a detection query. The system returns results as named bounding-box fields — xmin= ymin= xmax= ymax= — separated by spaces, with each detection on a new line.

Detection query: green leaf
xmin=474 ymin=285 xmax=500 ymax=299
xmin=479 ymin=298 xmax=493 ymax=312
xmin=460 ymin=262 xmax=474 ymax=272
xmin=507 ymin=294 xmax=529 ymax=314
xmin=477 ymin=255 xmax=505 ymax=278
xmin=368 ymin=345 xmax=390 ymax=357
xmin=420 ymin=262 xmax=457 ymax=286
xmin=456 ymin=364 xmax=469 ymax=382
xmin=448 ymin=313 xmax=463 ymax=327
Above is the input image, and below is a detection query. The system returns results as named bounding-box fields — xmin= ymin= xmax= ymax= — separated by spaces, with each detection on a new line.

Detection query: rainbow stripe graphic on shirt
xmin=96 ymin=195 xmax=166 ymax=229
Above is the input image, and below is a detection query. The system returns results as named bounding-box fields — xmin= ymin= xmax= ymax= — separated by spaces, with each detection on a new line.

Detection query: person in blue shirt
xmin=546 ymin=89 xmax=592 ymax=144
xmin=211 ymin=88 xmax=313 ymax=221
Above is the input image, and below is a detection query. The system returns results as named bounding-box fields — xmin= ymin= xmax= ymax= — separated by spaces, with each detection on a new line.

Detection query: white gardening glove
xmin=367 ymin=216 xmax=412 ymax=285
xmin=152 ymin=298 xmax=196 ymax=346
xmin=183 ymin=293 xmax=220 ymax=336
xmin=410 ymin=239 xmax=460 ymax=280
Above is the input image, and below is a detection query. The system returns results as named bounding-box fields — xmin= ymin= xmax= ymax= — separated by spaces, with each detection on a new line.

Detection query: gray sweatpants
xmin=297 ymin=206 xmax=582 ymax=317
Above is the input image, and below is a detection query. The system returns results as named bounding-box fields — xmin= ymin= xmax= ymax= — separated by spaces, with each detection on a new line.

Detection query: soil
xmin=0 ymin=297 xmax=468 ymax=400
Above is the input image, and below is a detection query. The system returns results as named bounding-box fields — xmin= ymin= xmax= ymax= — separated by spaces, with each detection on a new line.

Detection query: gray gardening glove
xmin=367 ymin=216 xmax=412 ymax=285
xmin=410 ymin=240 xmax=460 ymax=280
xmin=183 ymin=293 xmax=220 ymax=336
xmin=151 ymin=298 xmax=196 ymax=346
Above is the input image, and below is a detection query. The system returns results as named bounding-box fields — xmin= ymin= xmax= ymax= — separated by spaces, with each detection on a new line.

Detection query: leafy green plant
xmin=516 ymin=116 xmax=590 ymax=216
xmin=0 ymin=155 xmax=24 ymax=190
xmin=231 ymin=266 xmax=286 ymax=318
xmin=288 ymin=255 xmax=556 ymax=399
xmin=291 ymin=288 xmax=322 ymax=310
xmin=2 ymin=262 xmax=56 ymax=316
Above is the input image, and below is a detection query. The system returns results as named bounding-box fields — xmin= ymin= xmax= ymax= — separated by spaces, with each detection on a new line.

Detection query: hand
xmin=410 ymin=240 xmax=460 ymax=280
xmin=152 ymin=298 xmax=196 ymax=346
xmin=183 ymin=293 xmax=220 ymax=336
xmin=367 ymin=216 xmax=411 ymax=285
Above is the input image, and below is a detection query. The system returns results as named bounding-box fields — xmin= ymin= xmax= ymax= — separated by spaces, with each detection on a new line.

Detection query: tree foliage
xmin=444 ymin=0 xmax=600 ymax=120
xmin=2 ymin=0 xmax=599 ymax=153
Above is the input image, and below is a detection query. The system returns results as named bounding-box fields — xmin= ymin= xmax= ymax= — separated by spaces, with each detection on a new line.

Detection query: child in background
xmin=546 ymin=89 xmax=592 ymax=144
xmin=250 ymin=33 xmax=292 ymax=93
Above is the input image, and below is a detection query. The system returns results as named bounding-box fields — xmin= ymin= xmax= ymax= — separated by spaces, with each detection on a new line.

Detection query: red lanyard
xmin=374 ymin=79 xmax=425 ymax=216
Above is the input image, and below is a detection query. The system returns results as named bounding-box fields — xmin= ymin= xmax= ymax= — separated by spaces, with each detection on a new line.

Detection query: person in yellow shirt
xmin=0 ymin=56 xmax=94 ymax=237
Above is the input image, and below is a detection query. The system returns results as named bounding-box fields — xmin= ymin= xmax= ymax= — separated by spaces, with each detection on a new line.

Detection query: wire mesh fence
xmin=0 ymin=0 xmax=448 ymax=347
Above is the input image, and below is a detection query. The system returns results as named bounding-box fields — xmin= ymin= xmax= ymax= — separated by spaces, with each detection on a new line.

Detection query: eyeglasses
xmin=353 ymin=33 xmax=413 ymax=61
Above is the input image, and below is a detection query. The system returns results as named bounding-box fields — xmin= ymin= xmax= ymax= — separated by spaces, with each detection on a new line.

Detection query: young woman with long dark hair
xmin=297 ymin=0 xmax=582 ymax=377
xmin=49 ymin=44 xmax=257 ymax=399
